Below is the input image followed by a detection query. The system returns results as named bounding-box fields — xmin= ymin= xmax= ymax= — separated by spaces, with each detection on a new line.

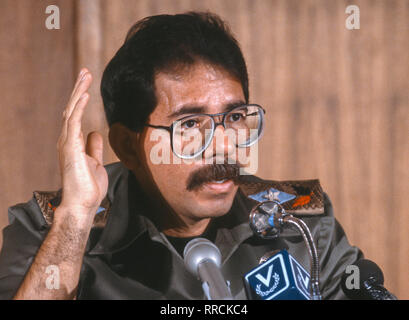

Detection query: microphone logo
xmin=244 ymin=253 xmax=290 ymax=300
xmin=255 ymin=266 xmax=281 ymax=298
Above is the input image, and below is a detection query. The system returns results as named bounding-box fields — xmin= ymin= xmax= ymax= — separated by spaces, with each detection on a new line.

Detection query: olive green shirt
xmin=0 ymin=162 xmax=363 ymax=299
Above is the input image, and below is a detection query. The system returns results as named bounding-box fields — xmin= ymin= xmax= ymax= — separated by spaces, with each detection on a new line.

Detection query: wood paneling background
xmin=0 ymin=0 xmax=408 ymax=299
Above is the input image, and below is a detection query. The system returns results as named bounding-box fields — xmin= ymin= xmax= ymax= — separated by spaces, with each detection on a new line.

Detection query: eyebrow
xmin=168 ymin=100 xmax=246 ymax=119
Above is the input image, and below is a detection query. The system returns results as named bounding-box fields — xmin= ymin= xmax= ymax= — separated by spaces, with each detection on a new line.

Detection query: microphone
xmin=244 ymin=249 xmax=311 ymax=300
xmin=249 ymin=199 xmax=322 ymax=299
xmin=341 ymin=259 xmax=397 ymax=300
xmin=183 ymin=238 xmax=233 ymax=300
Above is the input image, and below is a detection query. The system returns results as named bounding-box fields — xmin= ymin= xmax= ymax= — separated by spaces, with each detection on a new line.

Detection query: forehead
xmin=151 ymin=62 xmax=245 ymax=121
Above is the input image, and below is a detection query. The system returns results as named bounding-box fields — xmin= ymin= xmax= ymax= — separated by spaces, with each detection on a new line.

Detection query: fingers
xmin=86 ymin=131 xmax=104 ymax=165
xmin=59 ymin=69 xmax=92 ymax=147
xmin=66 ymin=92 xmax=90 ymax=142
xmin=69 ymin=68 xmax=87 ymax=100
xmin=68 ymin=71 xmax=93 ymax=118
xmin=62 ymin=68 xmax=92 ymax=136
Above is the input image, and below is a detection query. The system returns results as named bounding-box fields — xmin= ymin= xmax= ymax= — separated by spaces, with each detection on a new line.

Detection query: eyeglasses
xmin=146 ymin=104 xmax=266 ymax=159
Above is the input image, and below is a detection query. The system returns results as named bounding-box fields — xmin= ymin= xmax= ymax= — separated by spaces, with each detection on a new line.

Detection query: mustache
xmin=186 ymin=163 xmax=243 ymax=191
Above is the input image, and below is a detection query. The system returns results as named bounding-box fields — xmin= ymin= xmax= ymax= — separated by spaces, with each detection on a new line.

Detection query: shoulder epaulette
xmin=238 ymin=176 xmax=325 ymax=215
xmin=33 ymin=190 xmax=111 ymax=228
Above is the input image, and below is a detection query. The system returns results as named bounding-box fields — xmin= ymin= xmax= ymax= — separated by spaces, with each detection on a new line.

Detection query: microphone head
xmin=249 ymin=200 xmax=284 ymax=239
xmin=341 ymin=259 xmax=385 ymax=299
xmin=183 ymin=238 xmax=221 ymax=278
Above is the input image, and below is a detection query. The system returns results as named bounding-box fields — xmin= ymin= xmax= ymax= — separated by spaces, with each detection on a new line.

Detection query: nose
xmin=203 ymin=123 xmax=236 ymax=163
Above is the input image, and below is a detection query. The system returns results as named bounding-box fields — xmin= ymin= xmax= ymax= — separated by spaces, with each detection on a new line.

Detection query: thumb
xmin=86 ymin=131 xmax=104 ymax=165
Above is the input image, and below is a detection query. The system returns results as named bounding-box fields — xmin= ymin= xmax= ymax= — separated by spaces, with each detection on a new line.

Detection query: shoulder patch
xmin=238 ymin=177 xmax=324 ymax=215
xmin=33 ymin=190 xmax=111 ymax=228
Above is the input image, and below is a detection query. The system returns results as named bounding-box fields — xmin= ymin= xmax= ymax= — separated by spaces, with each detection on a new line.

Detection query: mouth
xmin=186 ymin=163 xmax=242 ymax=191
xmin=201 ymin=179 xmax=235 ymax=193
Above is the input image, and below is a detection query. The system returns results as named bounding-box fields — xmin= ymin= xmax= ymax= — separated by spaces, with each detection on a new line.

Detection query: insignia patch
xmin=249 ymin=187 xmax=296 ymax=205
xmin=34 ymin=190 xmax=111 ymax=228
xmin=239 ymin=177 xmax=325 ymax=215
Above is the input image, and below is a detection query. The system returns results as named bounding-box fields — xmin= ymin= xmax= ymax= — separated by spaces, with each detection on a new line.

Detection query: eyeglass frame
xmin=144 ymin=103 xmax=266 ymax=159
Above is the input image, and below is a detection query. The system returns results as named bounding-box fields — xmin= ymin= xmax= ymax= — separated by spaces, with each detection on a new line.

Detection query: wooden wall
xmin=0 ymin=0 xmax=408 ymax=299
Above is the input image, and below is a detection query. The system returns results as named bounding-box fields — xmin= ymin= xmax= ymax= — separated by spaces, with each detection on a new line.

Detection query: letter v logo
xmin=256 ymin=265 xmax=273 ymax=287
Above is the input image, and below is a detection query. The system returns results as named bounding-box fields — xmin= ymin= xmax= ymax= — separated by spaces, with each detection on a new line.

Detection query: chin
xmin=190 ymin=189 xmax=237 ymax=219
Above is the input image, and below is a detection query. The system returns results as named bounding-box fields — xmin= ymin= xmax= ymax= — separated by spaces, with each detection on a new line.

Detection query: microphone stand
xmin=249 ymin=200 xmax=322 ymax=300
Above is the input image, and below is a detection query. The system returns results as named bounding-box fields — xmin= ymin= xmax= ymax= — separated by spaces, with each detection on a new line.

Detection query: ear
xmin=108 ymin=123 xmax=140 ymax=170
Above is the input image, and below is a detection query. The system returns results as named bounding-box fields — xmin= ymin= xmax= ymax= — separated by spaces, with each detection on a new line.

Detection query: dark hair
xmin=101 ymin=11 xmax=249 ymax=132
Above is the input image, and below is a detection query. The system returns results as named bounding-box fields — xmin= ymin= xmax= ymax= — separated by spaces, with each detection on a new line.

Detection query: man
xmin=0 ymin=12 xmax=362 ymax=300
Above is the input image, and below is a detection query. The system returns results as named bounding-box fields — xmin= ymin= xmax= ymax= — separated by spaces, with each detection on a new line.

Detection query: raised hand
xmin=14 ymin=68 xmax=109 ymax=300
xmin=56 ymin=68 xmax=108 ymax=224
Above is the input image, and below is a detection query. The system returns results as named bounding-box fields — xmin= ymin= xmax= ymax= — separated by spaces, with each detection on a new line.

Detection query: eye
xmin=181 ymin=119 xmax=199 ymax=129
xmin=229 ymin=112 xmax=245 ymax=122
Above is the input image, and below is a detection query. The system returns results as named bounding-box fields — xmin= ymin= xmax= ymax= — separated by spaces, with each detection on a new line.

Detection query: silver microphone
xmin=183 ymin=238 xmax=233 ymax=300
xmin=249 ymin=200 xmax=322 ymax=300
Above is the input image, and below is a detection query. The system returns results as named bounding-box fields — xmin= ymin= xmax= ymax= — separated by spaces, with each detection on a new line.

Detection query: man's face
xmin=137 ymin=62 xmax=247 ymax=228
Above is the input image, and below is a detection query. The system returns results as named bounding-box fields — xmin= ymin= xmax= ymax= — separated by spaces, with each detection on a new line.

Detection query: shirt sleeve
xmin=0 ymin=199 xmax=48 ymax=300
xmin=317 ymin=193 xmax=364 ymax=300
